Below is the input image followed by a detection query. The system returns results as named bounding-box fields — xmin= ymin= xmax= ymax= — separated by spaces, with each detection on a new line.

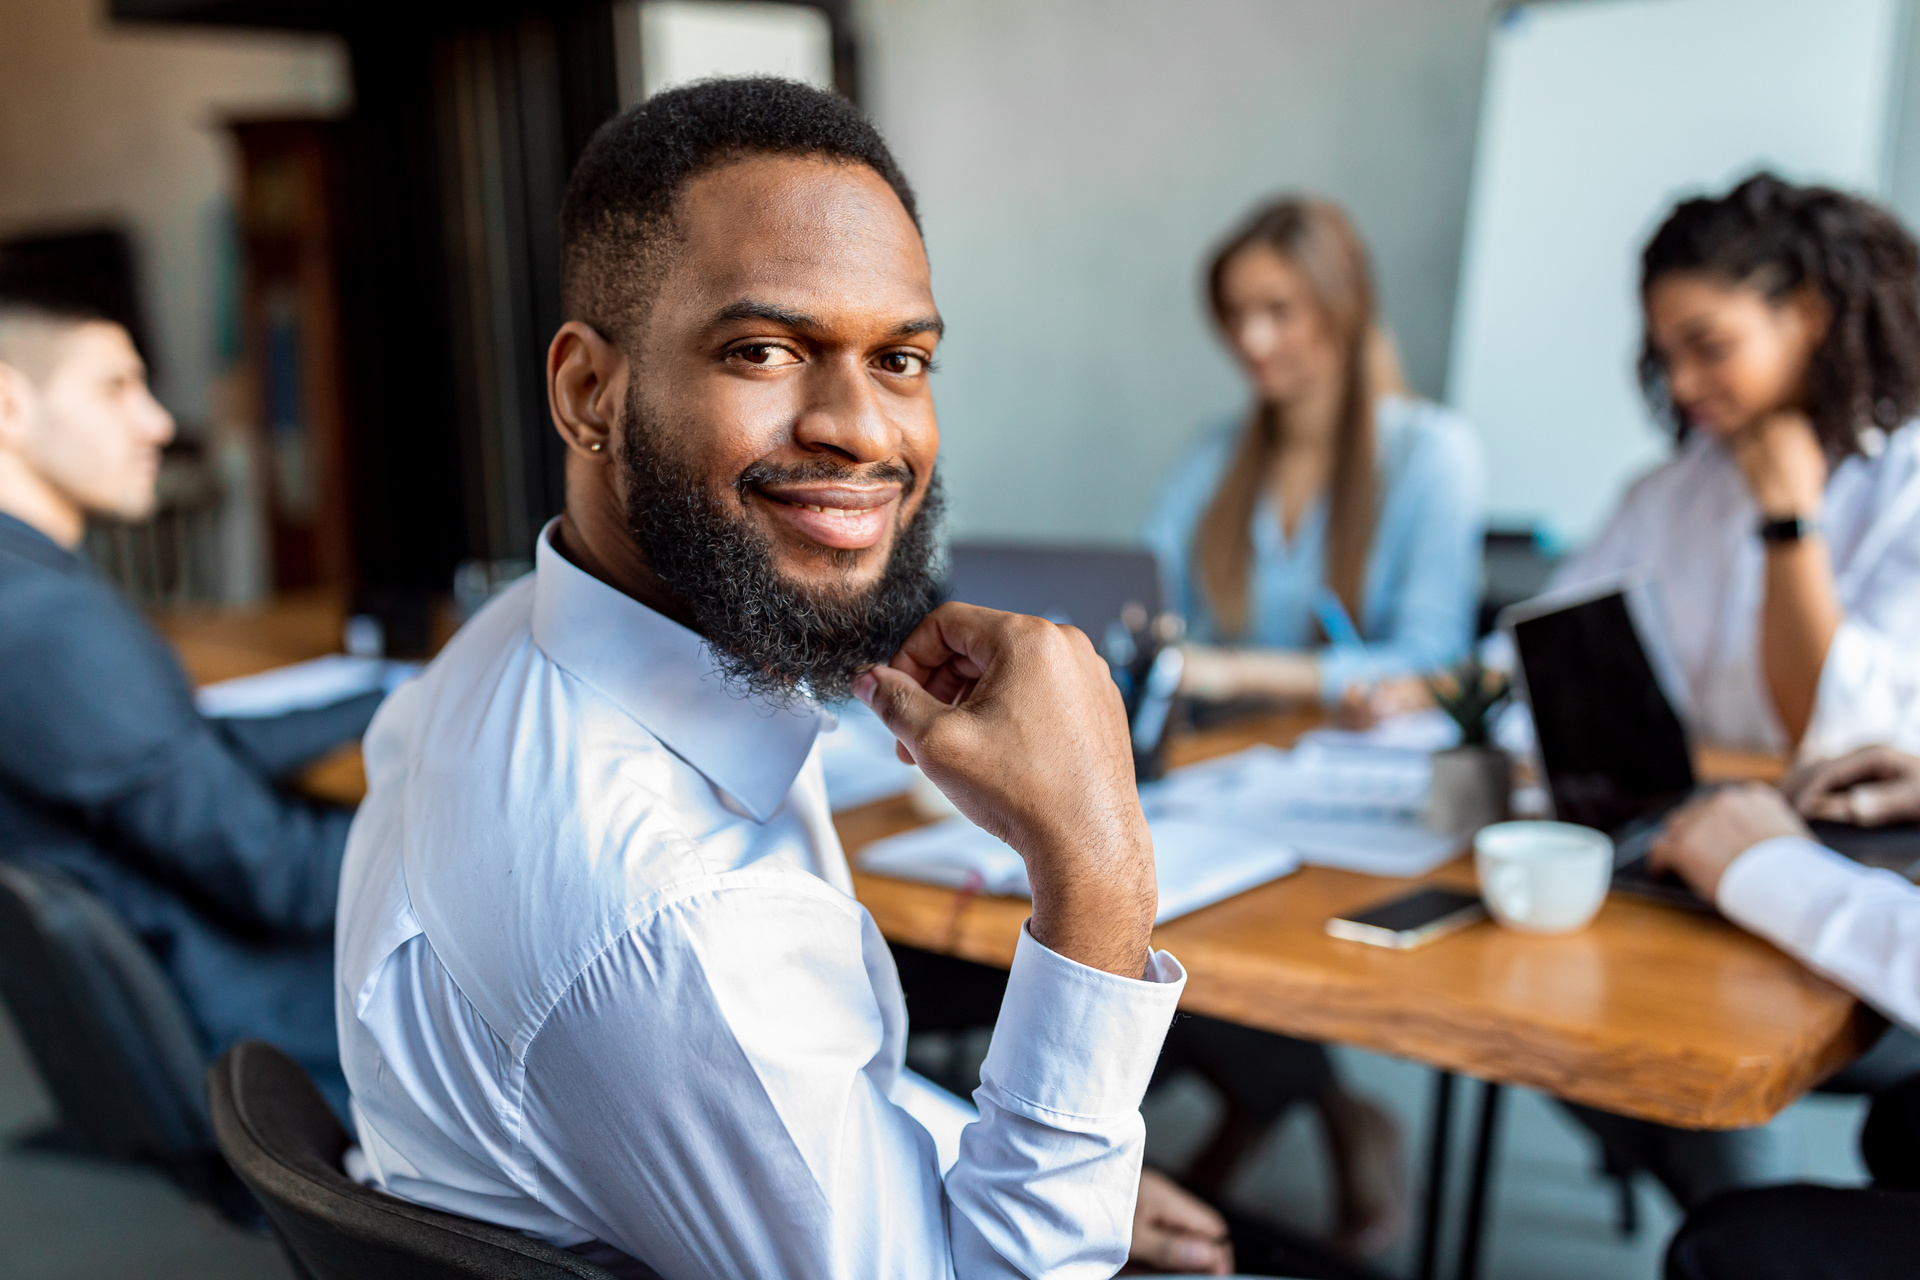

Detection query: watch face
xmin=1759 ymin=516 xmax=1816 ymax=543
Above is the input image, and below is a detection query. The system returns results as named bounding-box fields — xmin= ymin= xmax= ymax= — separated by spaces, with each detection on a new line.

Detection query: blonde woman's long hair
xmin=1196 ymin=197 xmax=1403 ymax=640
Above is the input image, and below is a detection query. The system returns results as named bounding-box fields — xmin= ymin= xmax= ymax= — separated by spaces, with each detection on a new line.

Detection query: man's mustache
xmin=734 ymin=458 xmax=918 ymax=499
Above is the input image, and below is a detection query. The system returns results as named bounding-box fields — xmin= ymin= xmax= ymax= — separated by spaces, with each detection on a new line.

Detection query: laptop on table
xmin=1501 ymin=578 xmax=1920 ymax=911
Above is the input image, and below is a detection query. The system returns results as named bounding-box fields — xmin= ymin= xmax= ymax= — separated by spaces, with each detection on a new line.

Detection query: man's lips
xmin=751 ymin=482 xmax=902 ymax=551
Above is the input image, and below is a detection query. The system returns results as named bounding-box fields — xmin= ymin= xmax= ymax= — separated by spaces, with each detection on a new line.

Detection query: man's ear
xmin=0 ymin=361 xmax=35 ymax=453
xmin=547 ymin=321 xmax=624 ymax=463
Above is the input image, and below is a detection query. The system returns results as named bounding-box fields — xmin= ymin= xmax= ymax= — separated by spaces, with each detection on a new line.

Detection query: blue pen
xmin=1313 ymin=586 xmax=1380 ymax=690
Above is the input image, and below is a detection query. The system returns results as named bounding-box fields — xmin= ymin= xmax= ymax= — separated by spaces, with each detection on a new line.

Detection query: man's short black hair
xmin=559 ymin=76 xmax=920 ymax=344
xmin=0 ymin=229 xmax=148 ymax=349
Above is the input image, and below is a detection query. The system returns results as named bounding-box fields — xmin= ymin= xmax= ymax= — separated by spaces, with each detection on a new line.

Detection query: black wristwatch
xmin=1757 ymin=514 xmax=1821 ymax=544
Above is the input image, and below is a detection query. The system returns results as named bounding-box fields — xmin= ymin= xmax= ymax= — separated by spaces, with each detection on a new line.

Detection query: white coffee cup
xmin=1474 ymin=821 xmax=1613 ymax=934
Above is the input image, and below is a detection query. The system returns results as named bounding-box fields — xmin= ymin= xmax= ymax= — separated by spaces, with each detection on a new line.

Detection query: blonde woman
xmin=1147 ymin=197 xmax=1484 ymax=708
xmin=1136 ymin=197 xmax=1487 ymax=1255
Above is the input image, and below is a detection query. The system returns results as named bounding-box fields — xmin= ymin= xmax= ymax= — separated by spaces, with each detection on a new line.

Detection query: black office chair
xmin=209 ymin=1039 xmax=623 ymax=1279
xmin=0 ymin=858 xmax=255 ymax=1222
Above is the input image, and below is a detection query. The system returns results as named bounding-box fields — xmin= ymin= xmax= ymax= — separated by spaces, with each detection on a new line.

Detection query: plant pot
xmin=1424 ymin=744 xmax=1513 ymax=837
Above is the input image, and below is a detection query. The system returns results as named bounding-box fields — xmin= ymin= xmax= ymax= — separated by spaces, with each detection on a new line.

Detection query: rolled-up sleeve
xmin=519 ymin=880 xmax=1184 ymax=1280
xmin=1718 ymin=835 xmax=1920 ymax=1033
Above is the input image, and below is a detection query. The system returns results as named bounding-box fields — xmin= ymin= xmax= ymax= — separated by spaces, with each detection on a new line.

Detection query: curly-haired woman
xmin=1546 ymin=172 xmax=1920 ymax=759
xmin=1552 ymin=173 xmax=1920 ymax=1212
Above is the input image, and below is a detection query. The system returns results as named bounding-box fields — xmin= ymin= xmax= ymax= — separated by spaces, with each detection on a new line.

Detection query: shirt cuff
xmin=978 ymin=922 xmax=1185 ymax=1119
xmin=1716 ymin=835 xmax=1869 ymax=954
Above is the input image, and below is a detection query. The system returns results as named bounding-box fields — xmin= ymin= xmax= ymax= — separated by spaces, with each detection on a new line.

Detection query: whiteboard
xmin=1446 ymin=0 xmax=1905 ymax=546
xmin=627 ymin=2 xmax=833 ymax=101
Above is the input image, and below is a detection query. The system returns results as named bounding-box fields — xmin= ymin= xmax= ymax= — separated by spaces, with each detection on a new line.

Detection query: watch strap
xmin=1757 ymin=515 xmax=1820 ymax=543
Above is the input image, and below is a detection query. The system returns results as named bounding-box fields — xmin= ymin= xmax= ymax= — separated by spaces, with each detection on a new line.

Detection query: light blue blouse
xmin=1143 ymin=395 xmax=1486 ymax=699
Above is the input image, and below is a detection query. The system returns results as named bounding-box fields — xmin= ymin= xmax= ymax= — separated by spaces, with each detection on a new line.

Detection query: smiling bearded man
xmin=332 ymin=77 xmax=1234 ymax=1279
xmin=616 ymin=378 xmax=944 ymax=702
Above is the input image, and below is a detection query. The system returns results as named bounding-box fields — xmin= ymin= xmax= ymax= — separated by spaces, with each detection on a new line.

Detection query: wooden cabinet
xmin=229 ymin=119 xmax=351 ymax=593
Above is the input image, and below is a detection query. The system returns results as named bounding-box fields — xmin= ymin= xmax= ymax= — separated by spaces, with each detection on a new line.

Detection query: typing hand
xmin=852 ymin=603 xmax=1157 ymax=977
xmin=1648 ymin=783 xmax=1811 ymax=900
xmin=1329 ymin=676 xmax=1433 ymax=729
xmin=1125 ymin=1169 xmax=1233 ymax=1275
xmin=1784 ymin=745 xmax=1920 ymax=827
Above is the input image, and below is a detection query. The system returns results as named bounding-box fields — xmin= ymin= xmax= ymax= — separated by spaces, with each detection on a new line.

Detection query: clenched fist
xmin=852 ymin=602 xmax=1157 ymax=977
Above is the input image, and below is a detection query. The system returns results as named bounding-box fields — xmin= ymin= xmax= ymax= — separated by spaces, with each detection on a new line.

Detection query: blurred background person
xmin=1544 ymin=172 xmax=1920 ymax=1212
xmin=0 ymin=274 xmax=378 ymax=1115
xmin=1136 ymin=194 xmax=1492 ymax=1256
xmin=1543 ymin=173 xmax=1920 ymax=760
xmin=1145 ymin=196 xmax=1486 ymax=718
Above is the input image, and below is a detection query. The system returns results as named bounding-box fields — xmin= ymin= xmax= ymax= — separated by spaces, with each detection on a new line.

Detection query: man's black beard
xmin=619 ymin=394 xmax=944 ymax=706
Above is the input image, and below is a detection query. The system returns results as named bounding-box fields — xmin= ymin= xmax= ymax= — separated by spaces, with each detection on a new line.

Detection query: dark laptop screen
xmin=1511 ymin=589 xmax=1696 ymax=832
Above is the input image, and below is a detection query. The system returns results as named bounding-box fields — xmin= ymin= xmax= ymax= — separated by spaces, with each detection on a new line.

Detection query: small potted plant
xmin=1423 ymin=656 xmax=1513 ymax=837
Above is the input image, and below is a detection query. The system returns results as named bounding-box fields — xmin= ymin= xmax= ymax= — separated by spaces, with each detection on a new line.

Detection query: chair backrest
xmin=0 ymin=859 xmax=212 ymax=1162
xmin=209 ymin=1040 xmax=622 ymax=1280
xmin=946 ymin=541 xmax=1163 ymax=643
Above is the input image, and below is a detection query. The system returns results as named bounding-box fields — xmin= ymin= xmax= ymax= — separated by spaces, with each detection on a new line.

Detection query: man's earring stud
xmin=588 ymin=440 xmax=604 ymax=453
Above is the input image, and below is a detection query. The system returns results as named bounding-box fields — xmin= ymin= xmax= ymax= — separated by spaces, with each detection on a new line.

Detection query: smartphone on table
xmin=1325 ymin=887 xmax=1487 ymax=950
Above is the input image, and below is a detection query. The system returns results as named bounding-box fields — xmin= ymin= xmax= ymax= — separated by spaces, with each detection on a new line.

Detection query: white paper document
xmin=1156 ymin=743 xmax=1461 ymax=877
xmin=819 ymin=701 xmax=919 ymax=810
xmin=858 ymin=809 xmax=1300 ymax=926
xmin=194 ymin=654 xmax=418 ymax=719
xmin=858 ymin=740 xmax=1461 ymax=912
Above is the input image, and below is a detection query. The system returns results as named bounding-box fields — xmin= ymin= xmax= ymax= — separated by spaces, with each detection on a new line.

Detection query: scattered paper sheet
xmin=1296 ymin=705 xmax=1534 ymax=758
xmin=820 ymin=701 xmax=920 ymax=810
xmin=1148 ymin=743 xmax=1460 ymax=877
xmin=859 ymin=805 xmax=1300 ymax=926
xmin=194 ymin=654 xmax=417 ymax=719
xmin=860 ymin=734 xmax=1466 ymax=911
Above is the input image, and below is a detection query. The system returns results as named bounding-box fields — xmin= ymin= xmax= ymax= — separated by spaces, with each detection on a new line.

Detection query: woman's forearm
xmin=1733 ymin=414 xmax=1839 ymax=746
xmin=1761 ymin=536 xmax=1843 ymax=744
xmin=1179 ymin=645 xmax=1322 ymax=703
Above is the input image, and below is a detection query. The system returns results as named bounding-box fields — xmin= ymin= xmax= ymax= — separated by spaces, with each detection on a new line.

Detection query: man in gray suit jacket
xmin=0 ymin=275 xmax=374 ymax=1112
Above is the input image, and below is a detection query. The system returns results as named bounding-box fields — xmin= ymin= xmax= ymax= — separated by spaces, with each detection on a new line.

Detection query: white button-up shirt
xmin=1720 ymin=836 xmax=1920 ymax=1035
xmin=1549 ymin=425 xmax=1920 ymax=758
xmin=334 ymin=522 xmax=1187 ymax=1279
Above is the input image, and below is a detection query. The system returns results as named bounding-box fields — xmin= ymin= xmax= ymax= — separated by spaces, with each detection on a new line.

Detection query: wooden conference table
xmin=157 ymin=593 xmax=1876 ymax=1276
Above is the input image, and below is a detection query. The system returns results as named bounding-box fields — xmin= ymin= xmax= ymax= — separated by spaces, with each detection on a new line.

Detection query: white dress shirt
xmin=333 ymin=522 xmax=1187 ymax=1280
xmin=1719 ymin=836 xmax=1920 ymax=1034
xmin=1548 ymin=425 xmax=1920 ymax=757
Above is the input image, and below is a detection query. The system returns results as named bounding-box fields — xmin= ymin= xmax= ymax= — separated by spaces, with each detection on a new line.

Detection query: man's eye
xmin=876 ymin=351 xmax=927 ymax=376
xmin=735 ymin=344 xmax=799 ymax=367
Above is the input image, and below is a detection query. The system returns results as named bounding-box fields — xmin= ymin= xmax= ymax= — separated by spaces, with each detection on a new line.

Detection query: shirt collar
xmin=0 ymin=511 xmax=86 ymax=575
xmin=529 ymin=519 xmax=828 ymax=823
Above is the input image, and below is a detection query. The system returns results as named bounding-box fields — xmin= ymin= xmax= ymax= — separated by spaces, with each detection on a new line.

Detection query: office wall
xmin=859 ymin=0 xmax=1498 ymax=544
xmin=0 ymin=0 xmax=347 ymax=423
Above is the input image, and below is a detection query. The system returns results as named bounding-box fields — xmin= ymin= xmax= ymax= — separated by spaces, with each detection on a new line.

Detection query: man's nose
xmin=141 ymin=388 xmax=176 ymax=444
xmin=792 ymin=354 xmax=898 ymax=463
